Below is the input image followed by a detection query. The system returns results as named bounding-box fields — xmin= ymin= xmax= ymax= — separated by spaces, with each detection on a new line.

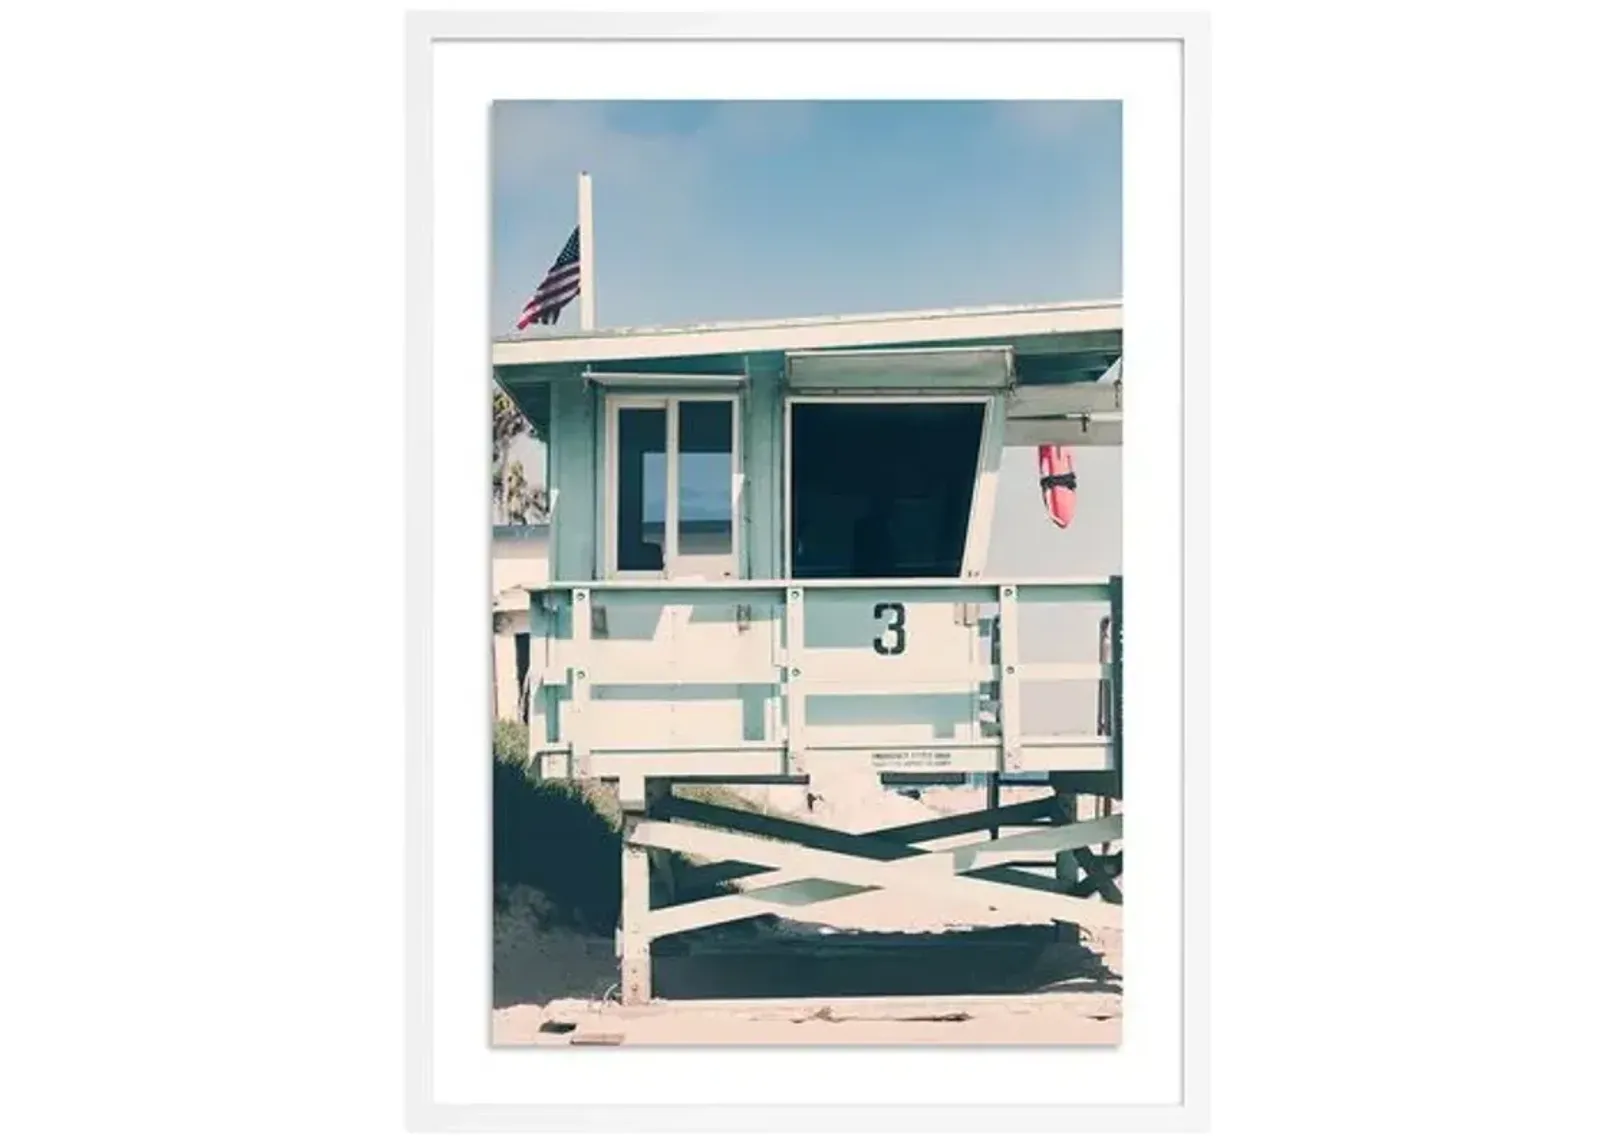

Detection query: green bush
xmin=491 ymin=721 xmax=784 ymax=933
xmin=492 ymin=721 xmax=624 ymax=932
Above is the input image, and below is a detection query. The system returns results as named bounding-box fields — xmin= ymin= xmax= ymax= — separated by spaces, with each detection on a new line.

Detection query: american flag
xmin=515 ymin=227 xmax=581 ymax=329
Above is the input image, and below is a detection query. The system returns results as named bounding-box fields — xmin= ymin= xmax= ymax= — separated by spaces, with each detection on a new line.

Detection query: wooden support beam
xmin=628 ymin=817 xmax=1124 ymax=932
xmin=619 ymin=828 xmax=651 ymax=1004
xmin=654 ymin=857 xmax=1080 ymax=937
xmin=1050 ymin=770 xmax=1122 ymax=800
xmin=1072 ymin=848 xmax=1123 ymax=904
xmin=616 ymin=757 xmax=658 ymax=1004
xmin=656 ymin=795 xmax=914 ymax=861
xmin=548 ymin=738 xmax=1116 ymax=780
xmin=667 ymin=793 xmax=1064 ymax=893
xmin=1054 ymin=791 xmax=1080 ymax=891
xmin=872 ymin=795 xmax=1062 ymax=845
xmin=1109 ymin=575 xmax=1124 ymax=782
xmin=617 ymin=772 xmax=646 ymax=812
xmin=663 ymin=855 xmax=1083 ymax=934
xmin=645 ymin=779 xmax=676 ymax=909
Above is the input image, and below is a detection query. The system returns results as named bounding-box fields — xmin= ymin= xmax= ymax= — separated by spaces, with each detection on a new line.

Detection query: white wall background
xmin=4 ymin=3 xmax=1596 ymax=1142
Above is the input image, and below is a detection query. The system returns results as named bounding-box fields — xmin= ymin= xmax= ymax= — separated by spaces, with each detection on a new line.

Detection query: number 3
xmin=873 ymin=602 xmax=906 ymax=656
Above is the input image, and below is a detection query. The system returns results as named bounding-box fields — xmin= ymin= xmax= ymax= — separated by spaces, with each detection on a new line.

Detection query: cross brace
xmin=629 ymin=811 xmax=1123 ymax=938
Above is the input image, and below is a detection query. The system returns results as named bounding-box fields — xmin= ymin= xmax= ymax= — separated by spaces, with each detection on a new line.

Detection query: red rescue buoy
xmin=1037 ymin=445 xmax=1078 ymax=529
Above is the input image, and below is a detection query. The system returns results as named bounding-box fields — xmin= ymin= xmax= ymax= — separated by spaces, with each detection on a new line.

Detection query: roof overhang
xmin=490 ymin=299 xmax=1120 ymax=368
xmin=492 ymin=299 xmax=1124 ymax=447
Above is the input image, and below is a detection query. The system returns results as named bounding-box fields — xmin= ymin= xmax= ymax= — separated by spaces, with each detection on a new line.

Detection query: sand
xmin=494 ymin=991 xmax=1122 ymax=1047
xmin=493 ymin=887 xmax=620 ymax=1009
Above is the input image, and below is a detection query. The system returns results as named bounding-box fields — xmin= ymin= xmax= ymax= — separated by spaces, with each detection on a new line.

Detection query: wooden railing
xmin=523 ymin=576 xmax=1122 ymax=783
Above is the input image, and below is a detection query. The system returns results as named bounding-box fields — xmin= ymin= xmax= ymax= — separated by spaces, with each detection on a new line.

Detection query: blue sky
xmin=492 ymin=100 xmax=1121 ymax=332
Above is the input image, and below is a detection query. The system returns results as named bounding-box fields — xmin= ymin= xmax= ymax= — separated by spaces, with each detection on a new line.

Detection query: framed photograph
xmin=406 ymin=11 xmax=1208 ymax=1132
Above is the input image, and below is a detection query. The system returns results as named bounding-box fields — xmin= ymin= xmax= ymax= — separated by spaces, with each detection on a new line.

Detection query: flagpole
xmin=578 ymin=171 xmax=595 ymax=331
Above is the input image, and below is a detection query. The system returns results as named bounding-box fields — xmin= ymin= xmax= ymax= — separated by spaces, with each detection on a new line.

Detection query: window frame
xmin=602 ymin=392 xmax=742 ymax=581
xmin=781 ymin=393 xmax=1003 ymax=581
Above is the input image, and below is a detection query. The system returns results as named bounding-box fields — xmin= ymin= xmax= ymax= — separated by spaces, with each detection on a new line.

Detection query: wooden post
xmin=618 ymin=772 xmax=651 ymax=1004
xmin=645 ymin=778 xmax=675 ymax=908
xmin=1096 ymin=612 xmax=1115 ymax=853
xmin=994 ymin=584 xmax=1022 ymax=839
xmin=1053 ymin=790 xmax=1080 ymax=890
xmin=1109 ymin=577 xmax=1123 ymax=792
xmin=986 ymin=774 xmax=1001 ymax=840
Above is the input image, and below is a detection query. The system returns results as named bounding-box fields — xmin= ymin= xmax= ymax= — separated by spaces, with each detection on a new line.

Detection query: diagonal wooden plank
xmin=657 ymin=796 xmax=917 ymax=861
xmin=645 ymin=879 xmax=873 ymax=937
xmin=651 ymin=851 xmax=1094 ymax=937
xmin=659 ymin=793 xmax=1066 ymax=855
xmin=948 ymin=816 xmax=1122 ymax=872
xmin=650 ymin=863 xmax=1080 ymax=937
xmin=659 ymin=809 xmax=1121 ymax=885
xmin=638 ymin=821 xmax=1123 ymax=932
xmin=1049 ymin=771 xmax=1122 ymax=800
xmin=1072 ymin=848 xmax=1123 ymax=904
xmin=629 ymin=818 xmax=1123 ymax=930
xmin=872 ymin=795 xmax=1063 ymax=846
xmin=667 ymin=794 xmax=1063 ymax=892
xmin=655 ymin=796 xmax=1118 ymax=931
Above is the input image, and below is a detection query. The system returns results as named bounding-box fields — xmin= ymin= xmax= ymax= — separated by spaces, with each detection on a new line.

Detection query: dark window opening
xmin=789 ymin=401 xmax=985 ymax=579
xmin=514 ymin=632 xmax=531 ymax=722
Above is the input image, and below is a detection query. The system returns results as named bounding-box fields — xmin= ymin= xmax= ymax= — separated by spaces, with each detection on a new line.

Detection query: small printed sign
xmin=869 ymin=749 xmax=956 ymax=769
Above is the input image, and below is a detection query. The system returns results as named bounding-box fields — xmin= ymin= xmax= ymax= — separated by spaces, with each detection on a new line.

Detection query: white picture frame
xmin=406 ymin=10 xmax=1210 ymax=1132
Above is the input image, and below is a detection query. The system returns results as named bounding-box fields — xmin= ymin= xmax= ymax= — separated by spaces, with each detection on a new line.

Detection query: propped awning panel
xmin=1005 ymin=416 xmax=1122 ymax=447
xmin=1003 ymin=358 xmax=1123 ymax=447
xmin=1006 ymin=380 xmax=1121 ymax=419
xmin=785 ymin=346 xmax=1013 ymax=391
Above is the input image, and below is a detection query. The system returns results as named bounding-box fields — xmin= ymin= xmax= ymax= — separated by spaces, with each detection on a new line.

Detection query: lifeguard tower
xmin=492 ymin=299 xmax=1124 ymax=1004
